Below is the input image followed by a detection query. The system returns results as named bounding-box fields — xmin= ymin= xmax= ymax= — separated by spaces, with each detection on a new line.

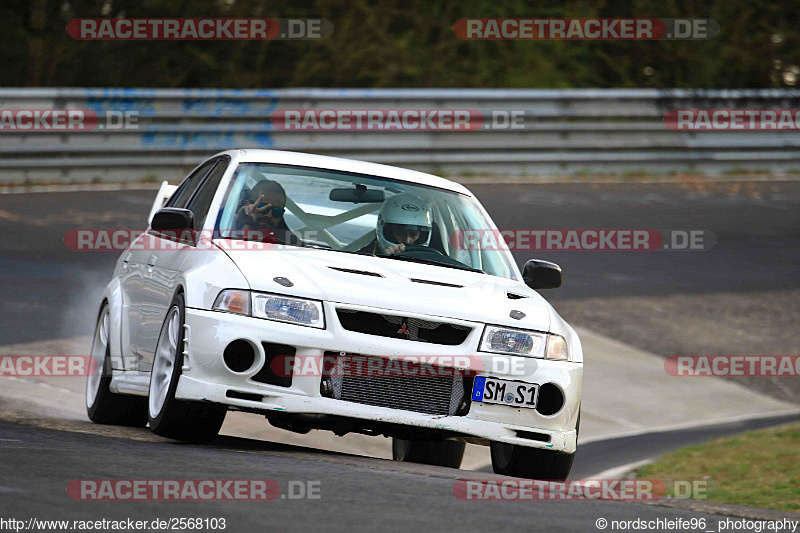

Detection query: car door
xmin=124 ymin=158 xmax=218 ymax=370
xmin=138 ymin=156 xmax=231 ymax=371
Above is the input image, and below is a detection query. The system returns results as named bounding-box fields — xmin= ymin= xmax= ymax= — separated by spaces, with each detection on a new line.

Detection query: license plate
xmin=472 ymin=377 xmax=539 ymax=408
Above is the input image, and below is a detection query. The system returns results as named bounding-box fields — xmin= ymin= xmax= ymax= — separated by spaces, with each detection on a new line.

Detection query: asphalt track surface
xmin=0 ymin=179 xmax=798 ymax=530
xmin=0 ymin=421 xmax=772 ymax=532
xmin=474 ymin=180 xmax=800 ymax=299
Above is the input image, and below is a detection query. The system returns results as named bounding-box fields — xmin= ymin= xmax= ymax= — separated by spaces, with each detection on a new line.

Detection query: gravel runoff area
xmin=553 ymin=290 xmax=800 ymax=404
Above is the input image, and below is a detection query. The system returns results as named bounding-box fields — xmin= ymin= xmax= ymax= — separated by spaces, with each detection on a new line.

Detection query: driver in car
xmin=364 ymin=193 xmax=433 ymax=255
xmin=235 ymin=180 xmax=303 ymax=246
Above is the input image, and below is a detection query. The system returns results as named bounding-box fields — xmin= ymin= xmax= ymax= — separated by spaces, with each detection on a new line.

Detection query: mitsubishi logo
xmin=397 ymin=322 xmax=410 ymax=336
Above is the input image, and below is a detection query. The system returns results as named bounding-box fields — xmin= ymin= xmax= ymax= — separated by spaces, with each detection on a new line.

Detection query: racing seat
xmin=428 ymin=221 xmax=448 ymax=255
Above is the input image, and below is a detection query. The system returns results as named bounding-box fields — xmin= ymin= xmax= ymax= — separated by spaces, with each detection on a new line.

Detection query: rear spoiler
xmin=147 ymin=181 xmax=179 ymax=225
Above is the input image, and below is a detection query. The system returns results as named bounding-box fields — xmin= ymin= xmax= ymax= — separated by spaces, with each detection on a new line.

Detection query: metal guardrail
xmin=0 ymin=88 xmax=798 ymax=183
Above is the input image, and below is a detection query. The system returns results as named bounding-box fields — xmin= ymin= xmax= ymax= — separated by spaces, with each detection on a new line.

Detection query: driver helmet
xmin=376 ymin=193 xmax=432 ymax=252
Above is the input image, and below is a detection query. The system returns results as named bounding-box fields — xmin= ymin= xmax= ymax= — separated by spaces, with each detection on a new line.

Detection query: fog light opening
xmin=535 ymin=383 xmax=564 ymax=416
xmin=223 ymin=339 xmax=257 ymax=373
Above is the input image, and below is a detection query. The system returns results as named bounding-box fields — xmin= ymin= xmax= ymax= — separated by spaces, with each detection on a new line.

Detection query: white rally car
xmin=86 ymin=149 xmax=582 ymax=480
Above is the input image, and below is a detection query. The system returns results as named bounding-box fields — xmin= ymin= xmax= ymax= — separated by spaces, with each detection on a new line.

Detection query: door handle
xmin=146 ymin=255 xmax=158 ymax=275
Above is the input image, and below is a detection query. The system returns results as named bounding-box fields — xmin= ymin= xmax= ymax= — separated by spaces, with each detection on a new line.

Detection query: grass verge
xmin=635 ymin=422 xmax=799 ymax=513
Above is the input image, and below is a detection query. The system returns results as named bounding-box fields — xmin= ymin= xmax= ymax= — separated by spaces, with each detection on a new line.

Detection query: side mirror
xmin=151 ymin=208 xmax=194 ymax=232
xmin=522 ymin=259 xmax=562 ymax=289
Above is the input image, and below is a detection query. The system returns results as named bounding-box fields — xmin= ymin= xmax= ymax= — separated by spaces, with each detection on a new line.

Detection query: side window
xmin=165 ymin=159 xmax=217 ymax=209
xmin=186 ymin=158 xmax=229 ymax=229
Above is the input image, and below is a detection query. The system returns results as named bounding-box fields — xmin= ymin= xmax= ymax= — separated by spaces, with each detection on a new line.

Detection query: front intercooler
xmin=322 ymin=353 xmax=470 ymax=416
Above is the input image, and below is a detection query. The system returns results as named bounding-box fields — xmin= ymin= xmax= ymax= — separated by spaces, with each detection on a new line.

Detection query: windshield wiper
xmin=293 ymin=245 xmax=484 ymax=273
xmin=319 ymin=248 xmax=377 ymax=257
xmin=375 ymin=253 xmax=485 ymax=274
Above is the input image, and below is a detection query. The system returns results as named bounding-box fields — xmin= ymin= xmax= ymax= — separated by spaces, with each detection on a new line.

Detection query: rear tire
xmin=392 ymin=438 xmax=465 ymax=468
xmin=147 ymin=293 xmax=226 ymax=443
xmin=86 ymin=304 xmax=147 ymax=426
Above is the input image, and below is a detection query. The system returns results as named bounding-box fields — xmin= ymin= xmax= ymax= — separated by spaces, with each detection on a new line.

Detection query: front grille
xmin=335 ymin=309 xmax=471 ymax=345
xmin=323 ymin=353 xmax=467 ymax=416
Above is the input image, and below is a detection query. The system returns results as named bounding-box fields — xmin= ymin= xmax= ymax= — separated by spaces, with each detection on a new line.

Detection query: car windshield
xmin=214 ymin=163 xmax=519 ymax=280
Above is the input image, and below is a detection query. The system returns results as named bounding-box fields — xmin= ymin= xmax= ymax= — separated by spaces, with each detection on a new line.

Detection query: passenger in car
xmin=234 ymin=180 xmax=303 ymax=246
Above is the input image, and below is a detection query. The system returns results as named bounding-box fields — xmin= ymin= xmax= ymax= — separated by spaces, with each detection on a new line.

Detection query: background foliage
xmin=1 ymin=0 xmax=798 ymax=88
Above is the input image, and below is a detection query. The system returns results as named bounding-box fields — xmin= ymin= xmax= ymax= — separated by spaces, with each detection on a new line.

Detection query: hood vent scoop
xmin=410 ymin=278 xmax=463 ymax=289
xmin=328 ymin=266 xmax=384 ymax=278
xmin=507 ymin=292 xmax=528 ymax=300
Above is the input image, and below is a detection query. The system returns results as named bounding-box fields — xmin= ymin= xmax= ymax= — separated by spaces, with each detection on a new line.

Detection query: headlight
xmin=252 ymin=293 xmax=325 ymax=329
xmin=212 ymin=290 xmax=325 ymax=329
xmin=480 ymin=325 xmax=546 ymax=356
xmin=479 ymin=325 xmax=570 ymax=361
xmin=212 ymin=289 xmax=251 ymax=315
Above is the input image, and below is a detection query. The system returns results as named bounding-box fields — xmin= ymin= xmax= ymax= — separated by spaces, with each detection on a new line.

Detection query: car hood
xmin=220 ymin=245 xmax=553 ymax=331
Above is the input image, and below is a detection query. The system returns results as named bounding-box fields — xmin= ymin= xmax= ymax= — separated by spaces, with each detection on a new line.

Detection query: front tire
xmin=490 ymin=443 xmax=574 ymax=480
xmin=86 ymin=304 xmax=147 ymax=426
xmin=147 ymin=293 xmax=226 ymax=443
xmin=392 ymin=437 xmax=465 ymax=468
xmin=490 ymin=411 xmax=579 ymax=480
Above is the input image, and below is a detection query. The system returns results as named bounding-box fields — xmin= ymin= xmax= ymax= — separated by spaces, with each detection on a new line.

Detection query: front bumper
xmin=176 ymin=306 xmax=582 ymax=453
